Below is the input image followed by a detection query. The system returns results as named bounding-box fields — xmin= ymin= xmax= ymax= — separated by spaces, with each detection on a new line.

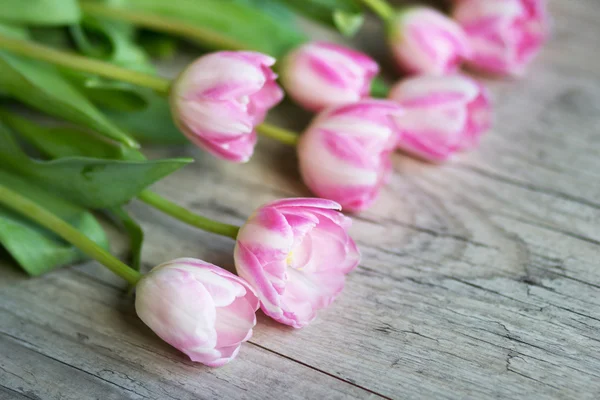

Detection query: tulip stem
xmin=360 ymin=0 xmax=395 ymax=21
xmin=0 ymin=34 xmax=171 ymax=96
xmin=0 ymin=184 xmax=142 ymax=286
xmin=79 ymin=1 xmax=247 ymax=52
xmin=137 ymin=190 xmax=240 ymax=240
xmin=256 ymin=123 xmax=300 ymax=146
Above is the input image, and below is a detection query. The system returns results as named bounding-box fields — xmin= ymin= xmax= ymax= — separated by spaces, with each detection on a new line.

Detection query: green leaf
xmin=108 ymin=94 xmax=188 ymax=145
xmin=0 ymin=122 xmax=192 ymax=209
xmin=0 ymin=51 xmax=139 ymax=148
xmin=0 ymin=0 xmax=81 ymax=26
xmin=70 ymin=16 xmax=154 ymax=73
xmin=66 ymin=15 xmax=155 ymax=112
xmin=0 ymin=110 xmax=144 ymax=160
xmin=0 ymin=170 xmax=108 ymax=276
xmin=138 ymin=31 xmax=179 ymax=60
xmin=107 ymin=207 xmax=143 ymax=271
xmin=275 ymin=0 xmax=364 ymax=36
xmin=112 ymin=0 xmax=307 ymax=56
xmin=0 ymin=23 xmax=29 ymax=40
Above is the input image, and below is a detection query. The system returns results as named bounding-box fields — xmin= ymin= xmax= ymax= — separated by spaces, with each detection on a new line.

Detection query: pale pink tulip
xmin=388 ymin=7 xmax=471 ymax=75
xmin=297 ymin=100 xmax=402 ymax=212
xmin=389 ymin=74 xmax=492 ymax=162
xmin=170 ymin=51 xmax=283 ymax=162
xmin=453 ymin=0 xmax=549 ymax=75
xmin=234 ymin=198 xmax=360 ymax=328
xmin=281 ymin=42 xmax=379 ymax=111
xmin=135 ymin=258 xmax=259 ymax=367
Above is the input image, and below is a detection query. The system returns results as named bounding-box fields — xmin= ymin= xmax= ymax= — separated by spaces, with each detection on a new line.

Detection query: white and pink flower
xmin=453 ymin=0 xmax=549 ymax=75
xmin=297 ymin=100 xmax=402 ymax=212
xmin=389 ymin=74 xmax=492 ymax=162
xmin=170 ymin=51 xmax=283 ymax=162
xmin=135 ymin=258 xmax=259 ymax=367
xmin=388 ymin=7 xmax=471 ymax=75
xmin=234 ymin=198 xmax=360 ymax=328
xmin=281 ymin=42 xmax=379 ymax=111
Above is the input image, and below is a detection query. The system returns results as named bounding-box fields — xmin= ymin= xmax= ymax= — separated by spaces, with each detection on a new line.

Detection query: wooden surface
xmin=1 ymin=1 xmax=600 ymax=399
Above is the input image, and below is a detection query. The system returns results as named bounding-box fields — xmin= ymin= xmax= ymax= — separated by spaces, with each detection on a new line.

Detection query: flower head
xmin=453 ymin=0 xmax=549 ymax=75
xmin=234 ymin=198 xmax=360 ymax=328
xmin=389 ymin=7 xmax=471 ymax=75
xmin=298 ymin=100 xmax=402 ymax=212
xmin=281 ymin=42 xmax=379 ymax=111
xmin=170 ymin=51 xmax=284 ymax=162
xmin=389 ymin=74 xmax=492 ymax=162
xmin=135 ymin=258 xmax=259 ymax=367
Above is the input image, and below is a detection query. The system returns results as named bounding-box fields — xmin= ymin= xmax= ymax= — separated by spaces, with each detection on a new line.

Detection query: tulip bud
xmin=135 ymin=258 xmax=259 ymax=367
xmin=388 ymin=7 xmax=471 ymax=75
xmin=453 ymin=0 xmax=549 ymax=75
xmin=297 ymin=100 xmax=402 ymax=212
xmin=389 ymin=74 xmax=492 ymax=162
xmin=170 ymin=51 xmax=284 ymax=162
xmin=281 ymin=42 xmax=379 ymax=111
xmin=234 ymin=198 xmax=360 ymax=328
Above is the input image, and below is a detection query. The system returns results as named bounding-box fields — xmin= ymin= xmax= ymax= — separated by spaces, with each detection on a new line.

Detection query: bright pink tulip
xmin=234 ymin=198 xmax=360 ymax=328
xmin=281 ymin=42 xmax=379 ymax=111
xmin=297 ymin=100 xmax=402 ymax=212
xmin=135 ymin=258 xmax=259 ymax=367
xmin=453 ymin=0 xmax=549 ymax=75
xmin=388 ymin=7 xmax=471 ymax=75
xmin=170 ymin=51 xmax=284 ymax=162
xmin=389 ymin=75 xmax=492 ymax=162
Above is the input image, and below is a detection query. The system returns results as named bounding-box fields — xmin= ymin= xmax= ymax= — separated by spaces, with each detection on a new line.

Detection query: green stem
xmin=79 ymin=1 xmax=247 ymax=51
xmin=256 ymin=123 xmax=299 ymax=146
xmin=0 ymin=34 xmax=171 ymax=95
xmin=360 ymin=0 xmax=395 ymax=21
xmin=137 ymin=190 xmax=240 ymax=240
xmin=0 ymin=184 xmax=141 ymax=286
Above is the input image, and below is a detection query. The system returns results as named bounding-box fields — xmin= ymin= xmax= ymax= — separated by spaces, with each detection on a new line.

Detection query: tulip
xmin=234 ymin=198 xmax=360 ymax=328
xmin=135 ymin=258 xmax=259 ymax=367
xmin=389 ymin=74 xmax=492 ymax=162
xmin=388 ymin=7 xmax=471 ymax=75
xmin=281 ymin=42 xmax=379 ymax=111
xmin=170 ymin=51 xmax=284 ymax=162
xmin=452 ymin=0 xmax=549 ymax=75
xmin=297 ymin=100 xmax=402 ymax=212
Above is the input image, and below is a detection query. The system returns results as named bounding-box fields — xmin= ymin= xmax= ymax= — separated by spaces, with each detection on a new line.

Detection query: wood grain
xmin=1 ymin=0 xmax=599 ymax=399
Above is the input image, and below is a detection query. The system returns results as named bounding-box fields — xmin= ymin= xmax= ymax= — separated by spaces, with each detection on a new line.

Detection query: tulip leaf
xmin=0 ymin=51 xmax=139 ymax=148
xmin=102 ymin=0 xmax=306 ymax=56
xmin=274 ymin=0 xmax=364 ymax=36
xmin=0 ymin=170 xmax=109 ymax=276
xmin=0 ymin=123 xmax=192 ymax=209
xmin=107 ymin=94 xmax=188 ymax=145
xmin=64 ymin=14 xmax=156 ymax=112
xmin=0 ymin=110 xmax=144 ymax=160
xmin=0 ymin=112 xmax=148 ymax=272
xmin=0 ymin=0 xmax=81 ymax=26
xmin=107 ymin=207 xmax=143 ymax=271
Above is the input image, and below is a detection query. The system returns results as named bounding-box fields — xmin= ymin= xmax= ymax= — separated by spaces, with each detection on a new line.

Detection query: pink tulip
xmin=234 ymin=198 xmax=360 ymax=328
xmin=297 ymin=100 xmax=402 ymax=212
xmin=389 ymin=74 xmax=492 ymax=162
xmin=388 ymin=7 xmax=471 ymax=75
xmin=135 ymin=258 xmax=259 ymax=367
xmin=281 ymin=42 xmax=379 ymax=111
xmin=170 ymin=51 xmax=284 ymax=162
xmin=453 ymin=0 xmax=549 ymax=75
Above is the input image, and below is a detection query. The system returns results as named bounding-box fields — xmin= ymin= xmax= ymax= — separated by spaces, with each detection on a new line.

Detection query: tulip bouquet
xmin=0 ymin=0 xmax=548 ymax=367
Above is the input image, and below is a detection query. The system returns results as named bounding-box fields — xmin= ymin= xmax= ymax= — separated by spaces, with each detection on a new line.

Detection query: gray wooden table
xmin=1 ymin=1 xmax=600 ymax=399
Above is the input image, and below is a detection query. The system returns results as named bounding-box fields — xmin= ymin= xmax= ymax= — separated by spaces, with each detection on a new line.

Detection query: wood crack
xmin=248 ymin=342 xmax=392 ymax=400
